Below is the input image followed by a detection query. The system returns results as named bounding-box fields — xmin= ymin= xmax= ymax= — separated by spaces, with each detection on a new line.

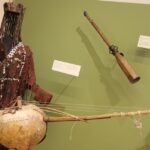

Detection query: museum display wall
xmin=12 ymin=0 xmax=150 ymax=149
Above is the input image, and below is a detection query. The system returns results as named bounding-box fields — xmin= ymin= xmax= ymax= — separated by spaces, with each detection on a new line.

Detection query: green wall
xmin=17 ymin=0 xmax=150 ymax=149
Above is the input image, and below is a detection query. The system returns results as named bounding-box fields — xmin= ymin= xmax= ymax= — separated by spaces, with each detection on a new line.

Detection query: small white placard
xmin=100 ymin=0 xmax=150 ymax=4
xmin=138 ymin=35 xmax=150 ymax=49
xmin=52 ymin=60 xmax=81 ymax=77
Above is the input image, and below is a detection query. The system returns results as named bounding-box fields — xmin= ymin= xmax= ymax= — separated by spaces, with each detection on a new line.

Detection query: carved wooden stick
xmin=83 ymin=11 xmax=140 ymax=83
xmin=44 ymin=109 xmax=150 ymax=122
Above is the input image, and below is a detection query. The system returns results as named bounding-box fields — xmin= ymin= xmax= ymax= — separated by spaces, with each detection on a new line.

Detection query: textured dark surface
xmin=15 ymin=0 xmax=150 ymax=150
xmin=0 ymin=2 xmax=53 ymax=108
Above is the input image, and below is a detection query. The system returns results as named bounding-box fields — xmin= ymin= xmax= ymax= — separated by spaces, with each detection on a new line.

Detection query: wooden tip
xmin=83 ymin=11 xmax=88 ymax=17
xmin=130 ymin=76 xmax=140 ymax=84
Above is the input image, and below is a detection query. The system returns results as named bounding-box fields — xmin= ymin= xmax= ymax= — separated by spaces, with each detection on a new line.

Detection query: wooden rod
xmin=44 ymin=109 xmax=150 ymax=122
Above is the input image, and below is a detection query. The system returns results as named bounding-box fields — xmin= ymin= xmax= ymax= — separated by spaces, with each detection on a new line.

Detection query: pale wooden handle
xmin=115 ymin=52 xmax=140 ymax=83
xmin=83 ymin=11 xmax=111 ymax=47
xmin=44 ymin=109 xmax=150 ymax=122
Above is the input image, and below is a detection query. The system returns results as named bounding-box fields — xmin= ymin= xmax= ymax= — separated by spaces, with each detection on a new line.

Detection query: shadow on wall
xmin=134 ymin=47 xmax=150 ymax=64
xmin=136 ymin=133 xmax=150 ymax=150
xmin=76 ymin=27 xmax=129 ymax=105
xmin=48 ymin=78 xmax=82 ymax=102
xmin=39 ymin=77 xmax=82 ymax=102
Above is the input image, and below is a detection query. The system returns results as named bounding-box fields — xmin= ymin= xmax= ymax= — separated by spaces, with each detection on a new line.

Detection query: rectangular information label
xmin=138 ymin=35 xmax=150 ymax=49
xmin=52 ymin=60 xmax=81 ymax=77
xmin=100 ymin=0 xmax=150 ymax=4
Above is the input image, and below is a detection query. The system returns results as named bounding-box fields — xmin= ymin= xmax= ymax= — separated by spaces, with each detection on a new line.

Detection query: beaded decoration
xmin=0 ymin=42 xmax=26 ymax=101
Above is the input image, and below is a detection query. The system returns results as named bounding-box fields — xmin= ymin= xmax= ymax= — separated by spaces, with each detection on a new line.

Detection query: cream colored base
xmin=0 ymin=104 xmax=47 ymax=150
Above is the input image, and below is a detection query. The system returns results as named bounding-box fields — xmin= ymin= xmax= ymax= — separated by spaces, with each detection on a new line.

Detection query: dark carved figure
xmin=0 ymin=2 xmax=53 ymax=108
xmin=0 ymin=2 xmax=53 ymax=150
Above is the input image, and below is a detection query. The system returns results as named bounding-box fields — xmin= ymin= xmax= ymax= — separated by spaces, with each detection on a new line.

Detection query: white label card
xmin=138 ymin=35 xmax=150 ymax=49
xmin=100 ymin=0 xmax=150 ymax=4
xmin=52 ymin=60 xmax=81 ymax=77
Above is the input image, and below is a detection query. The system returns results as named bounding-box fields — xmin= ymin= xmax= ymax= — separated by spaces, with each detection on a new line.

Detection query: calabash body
xmin=0 ymin=104 xmax=47 ymax=150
